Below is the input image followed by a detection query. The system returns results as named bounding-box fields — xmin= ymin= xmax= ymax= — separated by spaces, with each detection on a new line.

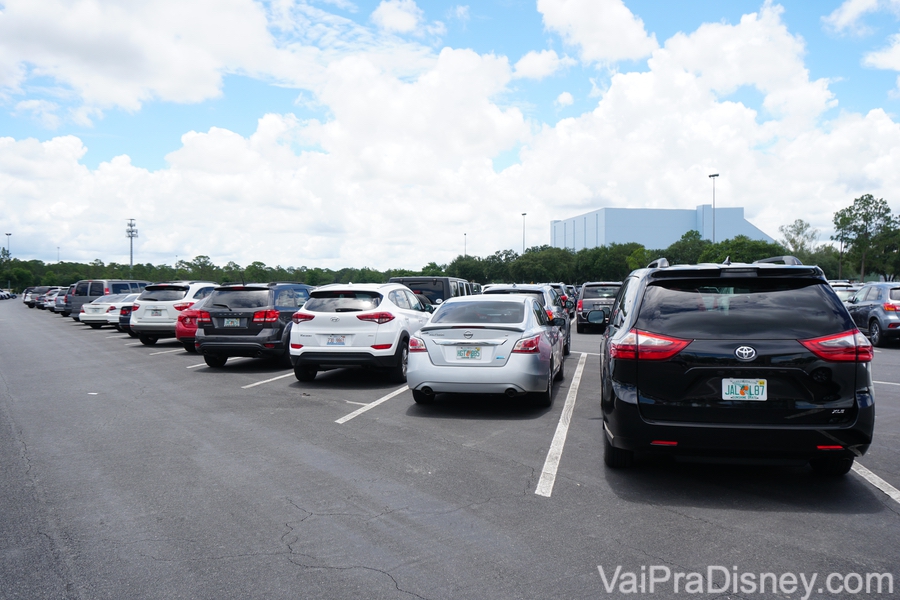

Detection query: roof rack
xmin=753 ymin=256 xmax=803 ymax=266
xmin=647 ymin=258 xmax=669 ymax=269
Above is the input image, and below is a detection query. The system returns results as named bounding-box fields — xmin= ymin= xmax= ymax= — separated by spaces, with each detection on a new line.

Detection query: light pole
xmin=464 ymin=233 xmax=467 ymax=258
xmin=57 ymin=247 xmax=60 ymax=263
xmin=708 ymin=174 xmax=719 ymax=243
xmin=521 ymin=213 xmax=527 ymax=255
xmin=126 ymin=219 xmax=138 ymax=275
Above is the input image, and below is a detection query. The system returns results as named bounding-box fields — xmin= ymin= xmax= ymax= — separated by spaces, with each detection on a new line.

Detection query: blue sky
xmin=2 ymin=0 xmax=900 ymax=268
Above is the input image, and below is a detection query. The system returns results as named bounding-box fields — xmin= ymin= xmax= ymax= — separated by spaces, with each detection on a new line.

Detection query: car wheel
xmin=870 ymin=320 xmax=884 ymax=347
xmin=532 ymin=364 xmax=553 ymax=408
xmin=603 ymin=431 xmax=634 ymax=468
xmin=204 ymin=355 xmax=227 ymax=368
xmin=387 ymin=342 xmax=409 ymax=383
xmin=810 ymin=456 xmax=854 ymax=476
xmin=576 ymin=323 xmax=585 ymax=334
xmin=412 ymin=389 xmax=434 ymax=404
xmin=182 ymin=341 xmax=197 ymax=353
xmin=88 ymin=323 xmax=102 ymax=329
xmin=294 ymin=365 xmax=317 ymax=382
xmin=139 ymin=334 xmax=158 ymax=346
xmin=554 ymin=355 xmax=565 ymax=381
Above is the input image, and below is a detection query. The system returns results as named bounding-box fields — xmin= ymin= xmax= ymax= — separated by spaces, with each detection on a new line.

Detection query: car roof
xmin=441 ymin=294 xmax=532 ymax=305
xmin=312 ymin=282 xmax=405 ymax=292
xmin=633 ymin=256 xmax=825 ymax=281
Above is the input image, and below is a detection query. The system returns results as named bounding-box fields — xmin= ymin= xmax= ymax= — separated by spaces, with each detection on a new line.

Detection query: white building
xmin=550 ymin=204 xmax=774 ymax=251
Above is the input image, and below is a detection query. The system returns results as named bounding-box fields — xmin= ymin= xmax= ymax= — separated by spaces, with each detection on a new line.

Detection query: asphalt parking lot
xmin=2 ymin=300 xmax=899 ymax=599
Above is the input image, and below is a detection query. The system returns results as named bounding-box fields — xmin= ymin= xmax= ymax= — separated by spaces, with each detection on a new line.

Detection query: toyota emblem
xmin=734 ymin=346 xmax=757 ymax=361
xmin=464 ymin=331 xmax=474 ymax=339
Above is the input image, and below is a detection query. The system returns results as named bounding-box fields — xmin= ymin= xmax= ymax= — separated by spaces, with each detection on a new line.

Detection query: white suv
xmin=130 ymin=281 xmax=217 ymax=346
xmin=289 ymin=283 xmax=433 ymax=382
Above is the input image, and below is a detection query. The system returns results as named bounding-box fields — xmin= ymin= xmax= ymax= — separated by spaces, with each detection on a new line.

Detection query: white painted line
xmin=335 ymin=386 xmax=408 ymax=424
xmin=149 ymin=349 xmax=183 ymax=356
xmin=241 ymin=372 xmax=294 ymax=389
xmin=535 ymin=352 xmax=588 ymax=498
xmin=186 ymin=357 xmax=250 ymax=369
xmin=106 ymin=335 xmax=127 ymax=339
xmin=579 ymin=351 xmax=601 ymax=356
xmin=187 ymin=363 xmax=206 ymax=369
xmin=852 ymin=463 xmax=900 ymax=506
xmin=345 ymin=401 xmax=368 ymax=406
xmin=874 ymin=380 xmax=900 ymax=386
xmin=125 ymin=342 xmax=143 ymax=347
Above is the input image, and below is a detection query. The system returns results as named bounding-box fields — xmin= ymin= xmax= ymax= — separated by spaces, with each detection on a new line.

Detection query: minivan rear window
xmin=208 ymin=289 xmax=269 ymax=309
xmin=111 ymin=283 xmax=132 ymax=293
xmin=582 ymin=286 xmax=620 ymax=299
xmin=304 ymin=292 xmax=382 ymax=312
xmin=404 ymin=282 xmax=446 ymax=304
xmin=636 ymin=279 xmax=853 ymax=339
xmin=432 ymin=301 xmax=526 ymax=324
xmin=138 ymin=286 xmax=188 ymax=302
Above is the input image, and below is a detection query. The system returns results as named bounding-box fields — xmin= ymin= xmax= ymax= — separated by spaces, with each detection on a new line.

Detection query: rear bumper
xmin=407 ymin=353 xmax=549 ymax=394
xmin=197 ymin=339 xmax=284 ymax=358
xmin=291 ymin=350 xmax=399 ymax=369
xmin=130 ymin=321 xmax=177 ymax=337
xmin=604 ymin=393 xmax=874 ymax=461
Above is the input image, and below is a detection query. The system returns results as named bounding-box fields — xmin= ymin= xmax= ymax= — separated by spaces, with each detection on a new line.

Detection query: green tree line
xmin=2 ymin=194 xmax=896 ymax=291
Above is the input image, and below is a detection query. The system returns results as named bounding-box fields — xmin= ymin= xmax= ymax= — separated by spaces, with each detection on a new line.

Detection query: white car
xmin=107 ymin=293 xmax=140 ymax=329
xmin=80 ymin=294 xmax=133 ymax=328
xmin=130 ymin=281 xmax=217 ymax=345
xmin=289 ymin=283 xmax=433 ymax=382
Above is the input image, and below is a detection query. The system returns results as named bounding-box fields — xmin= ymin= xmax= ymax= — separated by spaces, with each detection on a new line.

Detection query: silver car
xmin=406 ymin=295 xmax=567 ymax=407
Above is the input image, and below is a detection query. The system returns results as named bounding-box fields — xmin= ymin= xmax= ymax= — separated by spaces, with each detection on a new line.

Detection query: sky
xmin=2 ymin=0 xmax=900 ymax=271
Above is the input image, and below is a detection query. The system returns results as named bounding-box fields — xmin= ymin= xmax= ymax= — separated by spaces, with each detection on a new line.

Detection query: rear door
xmin=632 ymin=278 xmax=861 ymax=426
xmin=204 ymin=288 xmax=272 ymax=337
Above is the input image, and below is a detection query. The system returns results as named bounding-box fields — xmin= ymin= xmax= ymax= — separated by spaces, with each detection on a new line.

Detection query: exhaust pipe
xmin=505 ymin=388 xmax=518 ymax=398
xmin=421 ymin=386 xmax=434 ymax=396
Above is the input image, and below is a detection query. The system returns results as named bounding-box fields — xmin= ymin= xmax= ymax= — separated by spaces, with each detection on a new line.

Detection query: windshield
xmin=138 ymin=286 xmax=188 ymax=301
xmin=208 ymin=289 xmax=270 ymax=309
xmin=432 ymin=301 xmax=526 ymax=324
xmin=304 ymin=291 xmax=383 ymax=312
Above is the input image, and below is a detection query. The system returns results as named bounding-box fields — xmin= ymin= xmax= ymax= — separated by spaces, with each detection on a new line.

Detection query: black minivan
xmin=600 ymin=257 xmax=875 ymax=476
xmin=387 ymin=276 xmax=473 ymax=305
xmin=195 ymin=283 xmax=314 ymax=368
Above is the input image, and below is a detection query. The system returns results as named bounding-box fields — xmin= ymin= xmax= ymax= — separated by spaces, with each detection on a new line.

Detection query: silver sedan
xmin=406 ymin=295 xmax=566 ymax=407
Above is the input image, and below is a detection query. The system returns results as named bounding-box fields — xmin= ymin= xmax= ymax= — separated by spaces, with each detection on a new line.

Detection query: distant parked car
xmin=175 ymin=296 xmax=211 ymax=353
xmin=67 ymin=279 xmax=150 ymax=321
xmin=55 ymin=285 xmax=76 ymax=315
xmin=26 ymin=286 xmax=53 ymax=308
xmin=387 ymin=276 xmax=474 ymax=305
xmin=576 ymin=281 xmax=622 ymax=333
xmin=41 ymin=288 xmax=63 ymax=311
xmin=482 ymin=284 xmax=572 ymax=356
xmin=80 ymin=294 xmax=129 ymax=328
xmin=195 ymin=283 xmax=314 ymax=366
xmin=130 ymin=281 xmax=217 ymax=345
xmin=846 ymin=282 xmax=900 ymax=347
xmin=406 ymin=295 xmax=567 ymax=406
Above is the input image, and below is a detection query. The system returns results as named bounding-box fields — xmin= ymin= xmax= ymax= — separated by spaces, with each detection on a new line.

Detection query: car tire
xmin=554 ymin=355 xmax=565 ymax=381
xmin=204 ymin=355 xmax=227 ymax=368
xmin=810 ymin=456 xmax=854 ymax=476
xmin=294 ymin=365 xmax=317 ymax=382
xmin=870 ymin=320 xmax=884 ymax=347
xmin=576 ymin=323 xmax=585 ymax=334
xmin=139 ymin=334 xmax=157 ymax=346
xmin=182 ymin=341 xmax=197 ymax=353
xmin=387 ymin=342 xmax=409 ymax=383
xmin=412 ymin=389 xmax=434 ymax=404
xmin=89 ymin=323 xmax=102 ymax=329
xmin=603 ymin=431 xmax=634 ymax=469
xmin=532 ymin=364 xmax=553 ymax=408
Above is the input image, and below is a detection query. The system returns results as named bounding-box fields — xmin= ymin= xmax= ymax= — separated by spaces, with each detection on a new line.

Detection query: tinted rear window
xmin=401 ymin=282 xmax=447 ymax=304
xmin=432 ymin=301 xmax=526 ymax=324
xmin=111 ymin=283 xmax=132 ymax=293
xmin=483 ymin=289 xmax=545 ymax=302
xmin=208 ymin=289 xmax=270 ymax=309
xmin=138 ymin=287 xmax=188 ymax=301
xmin=636 ymin=279 xmax=853 ymax=339
xmin=305 ymin=291 xmax=382 ymax=312
xmin=582 ymin=286 xmax=620 ymax=299
xmin=891 ymin=288 xmax=900 ymax=301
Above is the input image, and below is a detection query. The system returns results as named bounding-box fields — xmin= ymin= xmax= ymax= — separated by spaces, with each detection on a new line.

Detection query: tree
xmin=420 ymin=262 xmax=445 ymax=276
xmin=832 ymin=194 xmax=893 ymax=281
xmin=698 ymin=236 xmax=787 ymax=264
xmin=446 ymin=255 xmax=484 ymax=283
xmin=663 ymin=230 xmax=710 ymax=266
xmin=778 ymin=219 xmax=819 ymax=260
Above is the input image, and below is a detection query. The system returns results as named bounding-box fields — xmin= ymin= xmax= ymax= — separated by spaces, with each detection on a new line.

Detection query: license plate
xmin=456 ymin=347 xmax=481 ymax=359
xmin=327 ymin=335 xmax=346 ymax=346
xmin=722 ymin=378 xmax=767 ymax=401
xmin=150 ymin=309 xmax=162 ymax=317
xmin=224 ymin=318 xmax=241 ymax=327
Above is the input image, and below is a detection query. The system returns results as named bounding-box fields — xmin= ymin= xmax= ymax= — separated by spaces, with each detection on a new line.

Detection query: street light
xmin=464 ymin=233 xmax=467 ymax=258
xmin=521 ymin=213 xmax=527 ymax=255
xmin=708 ymin=174 xmax=719 ymax=243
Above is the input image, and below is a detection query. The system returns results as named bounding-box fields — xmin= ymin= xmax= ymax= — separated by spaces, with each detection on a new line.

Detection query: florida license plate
xmin=327 ymin=335 xmax=346 ymax=346
xmin=457 ymin=347 xmax=481 ymax=359
xmin=722 ymin=378 xmax=767 ymax=401
xmin=224 ymin=318 xmax=241 ymax=327
xmin=150 ymin=309 xmax=162 ymax=317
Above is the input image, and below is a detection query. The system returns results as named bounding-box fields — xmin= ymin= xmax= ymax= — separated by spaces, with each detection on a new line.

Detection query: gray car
xmin=846 ymin=282 xmax=900 ymax=347
xmin=576 ymin=281 xmax=621 ymax=333
xmin=406 ymin=295 xmax=567 ymax=407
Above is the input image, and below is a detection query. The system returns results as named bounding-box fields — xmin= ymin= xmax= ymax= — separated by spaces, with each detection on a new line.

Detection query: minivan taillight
xmin=252 ymin=310 xmax=280 ymax=323
xmin=357 ymin=312 xmax=395 ymax=324
xmin=197 ymin=311 xmax=212 ymax=325
xmin=799 ymin=330 xmax=872 ymax=362
xmin=609 ymin=329 xmax=692 ymax=361
xmin=292 ymin=312 xmax=315 ymax=324
xmin=577 ymin=299 xmax=583 ymax=311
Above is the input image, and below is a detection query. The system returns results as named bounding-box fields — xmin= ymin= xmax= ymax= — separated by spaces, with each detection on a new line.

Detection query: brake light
xmin=371 ymin=344 xmax=393 ymax=350
xmin=132 ymin=304 xmax=139 ymax=311
xmin=577 ymin=299 xmax=583 ymax=311
xmin=79 ymin=306 xmax=85 ymax=313
xmin=290 ymin=343 xmax=303 ymax=349
xmin=292 ymin=312 xmax=315 ymax=324
xmin=197 ymin=311 xmax=212 ymax=325
xmin=119 ymin=307 xmax=131 ymax=316
xmin=512 ymin=334 xmax=542 ymax=353
xmin=106 ymin=306 xmax=117 ymax=313
xmin=817 ymin=445 xmax=844 ymax=450
xmin=799 ymin=329 xmax=872 ymax=362
xmin=252 ymin=310 xmax=280 ymax=323
xmin=409 ymin=337 xmax=428 ymax=352
xmin=173 ymin=301 xmax=194 ymax=311
xmin=357 ymin=312 xmax=395 ymax=324
xmin=561 ymin=295 xmax=568 ymax=302
xmin=609 ymin=329 xmax=691 ymax=361
xmin=883 ymin=302 xmax=898 ymax=312
xmin=546 ymin=309 xmax=554 ymax=321
xmin=104 ymin=287 xmax=109 ymax=295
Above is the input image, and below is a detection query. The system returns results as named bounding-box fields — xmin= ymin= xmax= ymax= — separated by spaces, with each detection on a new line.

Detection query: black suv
xmin=576 ymin=281 xmax=621 ymax=333
xmin=600 ymin=257 xmax=874 ymax=476
xmin=195 ymin=283 xmax=314 ymax=368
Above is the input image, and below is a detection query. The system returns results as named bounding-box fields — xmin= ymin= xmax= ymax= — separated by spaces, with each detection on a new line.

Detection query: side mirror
xmin=425 ymin=304 xmax=434 ymax=313
xmin=566 ymin=299 xmax=575 ymax=310
xmin=550 ymin=317 xmax=567 ymax=328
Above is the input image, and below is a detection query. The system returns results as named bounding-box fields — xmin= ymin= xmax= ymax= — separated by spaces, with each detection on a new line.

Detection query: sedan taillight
xmin=799 ymin=330 xmax=872 ymax=362
xmin=106 ymin=306 xmax=117 ymax=313
xmin=512 ymin=334 xmax=542 ymax=354
xmin=409 ymin=337 xmax=428 ymax=352
xmin=357 ymin=312 xmax=395 ymax=324
xmin=609 ymin=329 xmax=691 ymax=361
xmin=120 ymin=307 xmax=131 ymax=316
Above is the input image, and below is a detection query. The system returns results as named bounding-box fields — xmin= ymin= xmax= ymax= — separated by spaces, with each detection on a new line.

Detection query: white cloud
xmin=513 ymin=50 xmax=573 ymax=80
xmin=822 ymin=0 xmax=881 ymax=35
xmin=14 ymin=100 xmax=62 ymax=129
xmin=555 ymin=92 xmax=574 ymax=107
xmin=537 ymin=0 xmax=658 ymax=64
xmin=371 ymin=0 xmax=423 ymax=34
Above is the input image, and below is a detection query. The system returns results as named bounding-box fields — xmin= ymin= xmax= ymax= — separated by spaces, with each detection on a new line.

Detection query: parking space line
xmin=852 ymin=463 xmax=900 ymax=506
xmin=125 ymin=342 xmax=143 ymax=347
xmin=874 ymin=380 xmax=900 ymax=386
xmin=335 ymin=386 xmax=408 ymax=424
xmin=149 ymin=349 xmax=183 ymax=356
xmin=186 ymin=357 xmax=251 ymax=369
xmin=535 ymin=352 xmax=588 ymax=498
xmin=241 ymin=372 xmax=293 ymax=389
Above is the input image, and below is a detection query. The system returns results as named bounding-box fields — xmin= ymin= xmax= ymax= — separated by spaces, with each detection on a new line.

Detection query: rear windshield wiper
xmin=212 ymin=303 xmax=231 ymax=308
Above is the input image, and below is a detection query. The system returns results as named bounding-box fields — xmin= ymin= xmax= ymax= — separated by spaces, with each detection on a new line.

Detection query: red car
xmin=175 ymin=296 xmax=210 ymax=352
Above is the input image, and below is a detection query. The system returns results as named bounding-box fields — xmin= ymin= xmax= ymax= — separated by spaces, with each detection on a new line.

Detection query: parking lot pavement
xmin=3 ymin=303 xmax=900 ymax=599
